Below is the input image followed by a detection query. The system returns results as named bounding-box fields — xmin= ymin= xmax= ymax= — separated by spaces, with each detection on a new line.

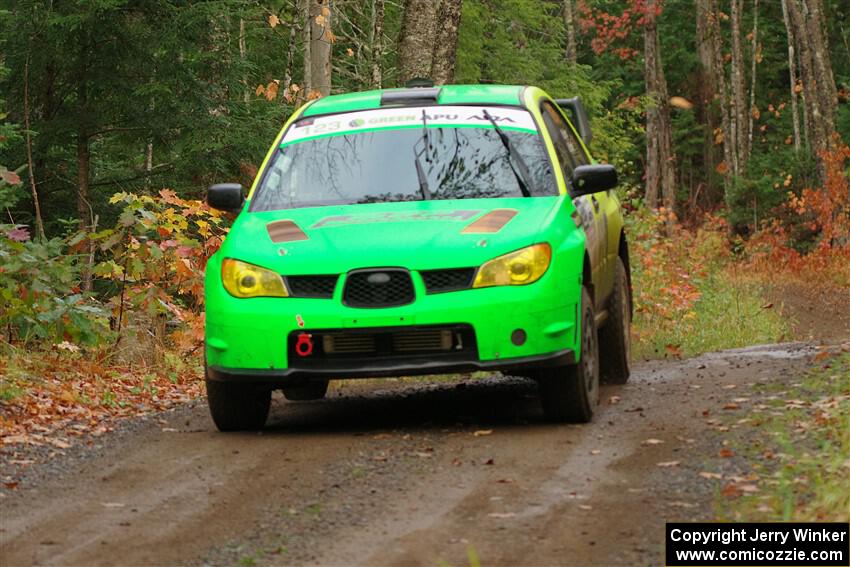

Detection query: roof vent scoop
xmin=405 ymin=77 xmax=435 ymax=88
xmin=380 ymin=85 xmax=441 ymax=107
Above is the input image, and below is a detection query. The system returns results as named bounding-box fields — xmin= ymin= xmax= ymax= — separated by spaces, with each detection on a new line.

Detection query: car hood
xmin=219 ymin=197 xmax=566 ymax=274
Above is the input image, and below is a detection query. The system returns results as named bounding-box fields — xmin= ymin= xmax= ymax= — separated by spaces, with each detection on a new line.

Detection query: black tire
xmin=599 ymin=256 xmax=631 ymax=384
xmin=282 ymin=380 xmax=329 ymax=401
xmin=205 ymin=376 xmax=271 ymax=432
xmin=538 ymin=286 xmax=599 ymax=423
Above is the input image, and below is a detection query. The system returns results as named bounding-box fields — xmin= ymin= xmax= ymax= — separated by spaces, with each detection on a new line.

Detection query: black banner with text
xmin=666 ymin=522 xmax=849 ymax=566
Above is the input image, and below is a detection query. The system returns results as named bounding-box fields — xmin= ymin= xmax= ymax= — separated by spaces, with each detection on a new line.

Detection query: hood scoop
xmin=461 ymin=209 xmax=518 ymax=234
xmin=267 ymin=220 xmax=309 ymax=243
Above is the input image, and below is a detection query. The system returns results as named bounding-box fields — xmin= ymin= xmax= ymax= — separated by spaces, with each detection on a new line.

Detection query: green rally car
xmin=204 ymin=84 xmax=632 ymax=431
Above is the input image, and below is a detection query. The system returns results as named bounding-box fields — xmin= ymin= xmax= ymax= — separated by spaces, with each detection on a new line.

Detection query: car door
xmin=539 ymin=101 xmax=609 ymax=309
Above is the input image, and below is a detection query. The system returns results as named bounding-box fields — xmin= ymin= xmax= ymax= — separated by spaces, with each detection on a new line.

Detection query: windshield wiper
xmin=414 ymin=110 xmax=433 ymax=200
xmin=482 ymin=108 xmax=533 ymax=197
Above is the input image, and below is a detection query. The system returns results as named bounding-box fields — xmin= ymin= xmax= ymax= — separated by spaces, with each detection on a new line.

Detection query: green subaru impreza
xmin=204 ymin=84 xmax=632 ymax=430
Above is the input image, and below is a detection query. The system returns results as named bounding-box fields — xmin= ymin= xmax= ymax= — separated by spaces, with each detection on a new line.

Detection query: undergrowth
xmin=717 ymin=352 xmax=850 ymax=522
xmin=628 ymin=208 xmax=786 ymax=360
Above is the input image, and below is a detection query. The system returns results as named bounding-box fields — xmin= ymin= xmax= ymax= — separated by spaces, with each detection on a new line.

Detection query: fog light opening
xmin=511 ymin=329 xmax=527 ymax=346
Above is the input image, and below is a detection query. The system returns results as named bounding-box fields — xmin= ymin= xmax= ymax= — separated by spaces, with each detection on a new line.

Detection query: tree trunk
xmin=431 ymin=0 xmax=462 ymax=85
xmin=563 ymin=0 xmax=577 ymax=64
xmin=301 ymin=0 xmax=312 ymax=96
xmin=284 ymin=24 xmax=296 ymax=92
xmin=370 ymin=0 xmax=385 ymax=88
xmin=23 ymin=54 xmax=45 ymax=241
xmin=239 ymin=18 xmax=249 ymax=104
xmin=643 ymin=0 xmax=676 ymax=213
xmin=706 ymin=0 xmax=736 ymax=197
xmin=803 ymin=0 xmax=837 ymax=131
xmin=784 ymin=0 xmax=837 ymax=172
xmin=309 ymin=0 xmax=332 ymax=97
xmin=397 ymin=0 xmax=438 ymax=84
xmin=730 ymin=0 xmax=748 ymax=173
xmin=780 ymin=0 xmax=802 ymax=153
xmin=696 ymin=0 xmax=719 ymax=203
xmin=746 ymin=0 xmax=759 ymax=159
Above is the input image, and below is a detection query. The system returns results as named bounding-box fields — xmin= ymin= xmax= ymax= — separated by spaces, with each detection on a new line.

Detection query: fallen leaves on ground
xmin=0 ymin=350 xmax=203 ymax=451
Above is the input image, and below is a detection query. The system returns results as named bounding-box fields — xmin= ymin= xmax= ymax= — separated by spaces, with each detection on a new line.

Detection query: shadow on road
xmin=263 ymin=374 xmax=622 ymax=434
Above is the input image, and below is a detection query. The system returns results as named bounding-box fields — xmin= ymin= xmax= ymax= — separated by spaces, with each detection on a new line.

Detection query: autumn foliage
xmin=743 ymin=140 xmax=850 ymax=286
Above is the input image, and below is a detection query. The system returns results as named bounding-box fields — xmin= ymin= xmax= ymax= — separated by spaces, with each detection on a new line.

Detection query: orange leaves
xmin=256 ymin=81 xmax=303 ymax=103
xmin=744 ymin=138 xmax=850 ymax=284
xmin=630 ymin=209 xmax=729 ymax=352
xmin=267 ymin=14 xmax=280 ymax=28
xmin=0 ymin=349 xmax=203 ymax=450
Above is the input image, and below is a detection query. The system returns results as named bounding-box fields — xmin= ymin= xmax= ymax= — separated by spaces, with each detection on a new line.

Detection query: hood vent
xmin=461 ymin=209 xmax=518 ymax=234
xmin=267 ymin=220 xmax=308 ymax=243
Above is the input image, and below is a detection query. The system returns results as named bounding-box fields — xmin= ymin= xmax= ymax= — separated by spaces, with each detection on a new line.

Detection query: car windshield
xmin=250 ymin=105 xmax=556 ymax=212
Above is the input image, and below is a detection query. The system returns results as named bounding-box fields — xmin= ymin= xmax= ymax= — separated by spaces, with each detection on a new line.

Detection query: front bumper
xmin=205 ymin=256 xmax=583 ymax=378
xmin=207 ymin=348 xmax=575 ymax=387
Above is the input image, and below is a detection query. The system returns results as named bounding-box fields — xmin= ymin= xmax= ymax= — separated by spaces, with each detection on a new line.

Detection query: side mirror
xmin=207 ymin=183 xmax=245 ymax=213
xmin=570 ymin=164 xmax=618 ymax=197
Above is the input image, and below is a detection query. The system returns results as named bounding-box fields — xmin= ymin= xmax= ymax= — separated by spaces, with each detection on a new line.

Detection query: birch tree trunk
xmin=398 ymin=0 xmax=438 ymax=84
xmin=784 ymin=0 xmax=836 ymax=167
xmin=780 ymin=0 xmax=802 ymax=153
xmin=370 ymin=0 xmax=385 ymax=88
xmin=431 ymin=0 xmax=462 ymax=85
xmin=563 ymin=0 xmax=577 ymax=64
xmin=730 ymin=0 xmax=749 ymax=173
xmin=706 ymin=0 xmax=736 ymax=196
xmin=239 ymin=18 xmax=249 ymax=104
xmin=746 ymin=0 xmax=759 ymax=159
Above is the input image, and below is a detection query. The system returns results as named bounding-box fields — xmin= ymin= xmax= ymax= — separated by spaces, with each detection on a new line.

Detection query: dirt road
xmin=0 ymin=343 xmax=823 ymax=566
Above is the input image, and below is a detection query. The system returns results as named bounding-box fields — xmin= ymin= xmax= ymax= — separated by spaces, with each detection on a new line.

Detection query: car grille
xmin=286 ymin=275 xmax=339 ymax=298
xmin=288 ymin=325 xmax=476 ymax=365
xmin=343 ymin=269 xmax=414 ymax=308
xmin=421 ymin=268 xmax=476 ymax=294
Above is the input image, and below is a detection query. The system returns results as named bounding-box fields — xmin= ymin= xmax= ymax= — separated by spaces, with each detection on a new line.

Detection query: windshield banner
xmin=282 ymin=105 xmax=538 ymax=146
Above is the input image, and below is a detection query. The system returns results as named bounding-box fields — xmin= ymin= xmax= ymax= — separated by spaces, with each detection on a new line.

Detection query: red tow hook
xmin=294 ymin=333 xmax=314 ymax=357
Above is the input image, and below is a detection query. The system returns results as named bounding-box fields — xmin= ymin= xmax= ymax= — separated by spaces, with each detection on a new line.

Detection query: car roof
xmin=301 ymin=84 xmax=527 ymax=117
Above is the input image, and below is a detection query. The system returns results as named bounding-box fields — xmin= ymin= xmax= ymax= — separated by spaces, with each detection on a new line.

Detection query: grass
xmin=632 ymin=269 xmax=788 ymax=360
xmin=716 ymin=353 xmax=850 ymax=522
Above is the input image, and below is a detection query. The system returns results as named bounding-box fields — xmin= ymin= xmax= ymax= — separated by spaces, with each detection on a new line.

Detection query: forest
xmin=0 ymin=0 xmax=849 ymax=549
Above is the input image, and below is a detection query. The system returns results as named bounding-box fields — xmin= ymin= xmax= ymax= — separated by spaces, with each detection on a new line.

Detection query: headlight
xmin=221 ymin=258 xmax=289 ymax=298
xmin=473 ymin=243 xmax=551 ymax=288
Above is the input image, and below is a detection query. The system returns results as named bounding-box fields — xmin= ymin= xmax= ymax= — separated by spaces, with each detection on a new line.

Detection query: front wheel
xmin=538 ymin=286 xmax=599 ymax=423
xmin=205 ymin=376 xmax=271 ymax=432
